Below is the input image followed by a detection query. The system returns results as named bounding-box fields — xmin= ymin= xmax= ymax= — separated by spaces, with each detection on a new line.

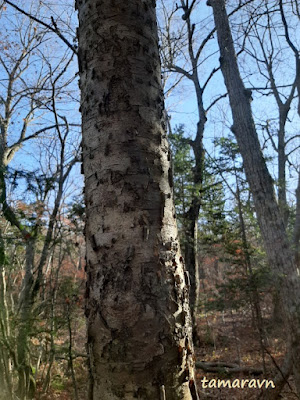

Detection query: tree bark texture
xmin=179 ymin=0 xmax=206 ymax=346
xmin=184 ymin=79 xmax=206 ymax=345
xmin=184 ymin=206 xmax=200 ymax=344
xmin=210 ymin=0 xmax=300 ymax=394
xmin=294 ymin=172 xmax=300 ymax=269
xmin=184 ymin=138 xmax=203 ymax=345
xmin=76 ymin=1 xmax=198 ymax=399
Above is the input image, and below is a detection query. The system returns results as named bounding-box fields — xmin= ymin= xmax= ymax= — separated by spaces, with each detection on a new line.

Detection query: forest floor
xmin=195 ymin=309 xmax=296 ymax=399
xmin=36 ymin=309 xmax=295 ymax=399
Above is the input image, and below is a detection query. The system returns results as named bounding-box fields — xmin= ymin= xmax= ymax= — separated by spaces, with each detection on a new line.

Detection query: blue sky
xmin=1 ymin=0 xmax=299 ymax=211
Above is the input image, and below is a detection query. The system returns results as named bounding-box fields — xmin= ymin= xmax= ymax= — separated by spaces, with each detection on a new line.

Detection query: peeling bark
xmin=76 ymin=0 xmax=198 ymax=399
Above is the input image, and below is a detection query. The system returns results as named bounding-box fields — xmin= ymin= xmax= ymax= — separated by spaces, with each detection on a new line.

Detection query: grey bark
xmin=76 ymin=0 xmax=198 ymax=399
xmin=163 ymin=0 xmax=208 ymax=344
xmin=209 ymin=0 xmax=300 ymax=394
xmin=294 ymin=172 xmax=300 ymax=269
xmin=182 ymin=12 xmax=205 ymax=346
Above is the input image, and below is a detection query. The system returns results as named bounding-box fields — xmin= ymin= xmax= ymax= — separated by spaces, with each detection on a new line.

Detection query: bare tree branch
xmin=4 ymin=0 xmax=77 ymax=54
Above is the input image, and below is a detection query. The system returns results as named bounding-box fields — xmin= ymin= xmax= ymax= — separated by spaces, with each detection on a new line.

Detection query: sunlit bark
xmin=76 ymin=0 xmax=199 ymax=399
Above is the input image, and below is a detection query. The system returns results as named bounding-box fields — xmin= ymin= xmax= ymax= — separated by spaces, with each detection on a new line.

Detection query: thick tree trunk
xmin=209 ymin=0 xmax=300 ymax=394
xmin=278 ymin=108 xmax=289 ymax=226
xmin=76 ymin=1 xmax=198 ymax=399
xmin=294 ymin=172 xmax=300 ymax=268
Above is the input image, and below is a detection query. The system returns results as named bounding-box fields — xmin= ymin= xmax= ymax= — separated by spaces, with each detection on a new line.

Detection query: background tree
xmin=0 ymin=2 xmax=82 ymax=398
xmin=159 ymin=0 xmax=220 ymax=340
xmin=234 ymin=0 xmax=300 ymax=270
xmin=209 ymin=0 xmax=300 ymax=395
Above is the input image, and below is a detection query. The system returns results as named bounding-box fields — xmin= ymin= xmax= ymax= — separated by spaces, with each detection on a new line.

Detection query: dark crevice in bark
xmin=77 ymin=0 xmax=198 ymax=398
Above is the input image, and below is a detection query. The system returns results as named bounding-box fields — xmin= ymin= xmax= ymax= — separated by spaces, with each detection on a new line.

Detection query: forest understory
xmin=35 ymin=305 xmax=295 ymax=400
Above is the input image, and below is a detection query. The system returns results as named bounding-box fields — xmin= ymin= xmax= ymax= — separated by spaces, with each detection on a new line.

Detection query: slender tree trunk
xmin=66 ymin=304 xmax=79 ymax=400
xmin=177 ymin=0 xmax=207 ymax=347
xmin=0 ymin=231 xmax=13 ymax=398
xmin=184 ymin=217 xmax=200 ymax=342
xmin=184 ymin=112 xmax=205 ymax=347
xmin=1 ymin=146 xmax=35 ymax=399
xmin=76 ymin=1 xmax=198 ymax=399
xmin=210 ymin=0 xmax=300 ymax=394
xmin=259 ymin=350 xmax=293 ymax=400
xmin=17 ymin=239 xmax=36 ymax=400
xmin=184 ymin=191 xmax=201 ymax=346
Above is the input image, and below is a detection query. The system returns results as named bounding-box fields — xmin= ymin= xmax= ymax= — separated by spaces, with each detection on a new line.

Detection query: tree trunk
xmin=278 ymin=111 xmax=289 ymax=226
xmin=184 ymin=144 xmax=202 ymax=345
xmin=0 ymin=231 xmax=13 ymax=398
xmin=179 ymin=0 xmax=207 ymax=347
xmin=184 ymin=206 xmax=200 ymax=345
xmin=209 ymin=0 xmax=300 ymax=394
xmin=76 ymin=0 xmax=198 ymax=399
xmin=294 ymin=171 xmax=300 ymax=269
xmin=184 ymin=90 xmax=206 ymax=347
xmin=17 ymin=239 xmax=36 ymax=400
